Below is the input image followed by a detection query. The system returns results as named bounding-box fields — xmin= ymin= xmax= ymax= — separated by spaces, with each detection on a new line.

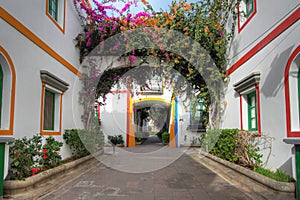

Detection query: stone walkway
xmin=38 ymin=136 xmax=248 ymax=200
xmin=36 ymin=136 xmax=295 ymax=200
xmin=39 ymin=155 xmax=249 ymax=200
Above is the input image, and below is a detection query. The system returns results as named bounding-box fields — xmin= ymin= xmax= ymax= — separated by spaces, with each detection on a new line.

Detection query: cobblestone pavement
xmin=39 ymin=137 xmax=251 ymax=200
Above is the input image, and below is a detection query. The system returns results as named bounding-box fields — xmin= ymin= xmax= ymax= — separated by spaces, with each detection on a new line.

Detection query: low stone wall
xmin=200 ymin=151 xmax=295 ymax=193
xmin=4 ymin=153 xmax=97 ymax=196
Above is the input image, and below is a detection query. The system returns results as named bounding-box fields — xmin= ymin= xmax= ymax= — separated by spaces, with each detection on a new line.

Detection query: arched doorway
xmin=133 ymin=99 xmax=172 ymax=145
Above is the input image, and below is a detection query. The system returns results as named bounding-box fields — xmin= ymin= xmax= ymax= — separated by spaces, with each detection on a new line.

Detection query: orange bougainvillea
xmin=141 ymin=0 xmax=148 ymax=5
xmin=184 ymin=2 xmax=191 ymax=12
xmin=204 ymin=26 xmax=209 ymax=33
xmin=75 ymin=0 xmax=239 ymax=128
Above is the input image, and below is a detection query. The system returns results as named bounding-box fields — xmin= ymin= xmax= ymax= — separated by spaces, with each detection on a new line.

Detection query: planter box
xmin=4 ymin=151 xmax=102 ymax=197
xmin=200 ymin=151 xmax=295 ymax=193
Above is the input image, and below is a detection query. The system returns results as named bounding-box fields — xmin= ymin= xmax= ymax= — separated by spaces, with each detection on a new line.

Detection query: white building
xmin=98 ymin=60 xmax=206 ymax=148
xmin=222 ymin=0 xmax=300 ymax=177
xmin=0 ymin=0 xmax=84 ymax=180
xmin=2 ymin=0 xmax=299 ymax=187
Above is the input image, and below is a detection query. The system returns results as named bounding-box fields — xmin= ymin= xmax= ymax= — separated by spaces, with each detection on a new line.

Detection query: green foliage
xmin=8 ymin=135 xmax=65 ymax=180
xmin=9 ymin=135 xmax=42 ymax=180
xmin=108 ymin=134 xmax=124 ymax=145
xmin=191 ymin=136 xmax=201 ymax=145
xmin=162 ymin=132 xmax=170 ymax=144
xmin=156 ymin=131 xmax=163 ymax=140
xmin=64 ymin=129 xmax=104 ymax=158
xmin=200 ymin=129 xmax=263 ymax=169
xmin=75 ymin=0 xmax=240 ymax=129
xmin=40 ymin=137 xmax=63 ymax=169
xmin=234 ymin=130 xmax=263 ymax=168
xmin=64 ymin=129 xmax=89 ymax=158
xmin=78 ymin=129 xmax=104 ymax=153
xmin=254 ymin=167 xmax=294 ymax=183
xmin=201 ymin=129 xmax=238 ymax=163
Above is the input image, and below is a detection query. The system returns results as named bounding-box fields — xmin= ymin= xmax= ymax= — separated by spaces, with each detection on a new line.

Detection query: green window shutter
xmin=246 ymin=0 xmax=254 ymax=17
xmin=48 ymin=0 xmax=58 ymax=21
xmin=43 ymin=89 xmax=55 ymax=130
xmin=247 ymin=91 xmax=257 ymax=131
xmin=0 ymin=65 xmax=3 ymax=128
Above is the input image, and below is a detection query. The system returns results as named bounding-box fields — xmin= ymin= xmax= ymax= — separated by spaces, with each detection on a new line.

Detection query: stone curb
xmin=4 ymin=152 xmax=100 ymax=195
xmin=200 ymin=151 xmax=295 ymax=193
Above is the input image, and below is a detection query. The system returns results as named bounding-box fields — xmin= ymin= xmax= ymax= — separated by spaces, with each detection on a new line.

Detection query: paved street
xmin=40 ymin=156 xmax=249 ymax=200
xmin=39 ymin=136 xmax=250 ymax=200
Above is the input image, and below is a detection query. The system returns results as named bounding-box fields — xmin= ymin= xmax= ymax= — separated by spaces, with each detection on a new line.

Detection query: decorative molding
xmin=227 ymin=6 xmax=300 ymax=75
xmin=235 ymin=72 xmax=261 ymax=134
xmin=283 ymin=138 xmax=300 ymax=145
xmin=40 ymin=70 xmax=69 ymax=92
xmin=0 ymin=7 xmax=82 ymax=78
xmin=0 ymin=137 xmax=14 ymax=143
xmin=233 ymin=72 xmax=260 ymax=93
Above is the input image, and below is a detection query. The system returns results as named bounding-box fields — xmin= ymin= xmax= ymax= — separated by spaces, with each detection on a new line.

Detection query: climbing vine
xmin=74 ymin=0 xmax=240 ymax=129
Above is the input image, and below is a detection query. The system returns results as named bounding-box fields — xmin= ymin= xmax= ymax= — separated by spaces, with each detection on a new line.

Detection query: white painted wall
xmin=223 ymin=1 xmax=300 ymax=176
xmin=228 ymin=0 xmax=299 ymax=65
xmin=0 ymin=1 xmax=84 ymax=178
xmin=0 ymin=0 xmax=82 ymax=68
xmin=100 ymin=92 xmax=128 ymax=145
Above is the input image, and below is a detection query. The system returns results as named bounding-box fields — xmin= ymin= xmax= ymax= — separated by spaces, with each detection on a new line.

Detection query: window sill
xmin=40 ymin=131 xmax=61 ymax=136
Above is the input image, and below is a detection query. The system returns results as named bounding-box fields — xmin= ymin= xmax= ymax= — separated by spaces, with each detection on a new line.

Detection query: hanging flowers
xmin=74 ymin=0 xmax=239 ymax=129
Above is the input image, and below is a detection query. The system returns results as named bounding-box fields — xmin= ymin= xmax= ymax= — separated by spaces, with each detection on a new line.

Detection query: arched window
xmin=285 ymin=46 xmax=300 ymax=137
xmin=0 ymin=46 xmax=16 ymax=135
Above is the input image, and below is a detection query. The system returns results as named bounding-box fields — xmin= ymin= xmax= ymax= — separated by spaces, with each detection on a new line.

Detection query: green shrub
xmin=200 ymin=129 xmax=263 ymax=169
xmin=162 ymin=132 xmax=170 ymax=144
xmin=108 ymin=134 xmax=124 ymax=145
xmin=156 ymin=131 xmax=163 ymax=140
xmin=200 ymin=129 xmax=237 ymax=162
xmin=9 ymin=135 xmax=42 ymax=180
xmin=40 ymin=137 xmax=63 ymax=169
xmin=64 ymin=129 xmax=89 ymax=158
xmin=234 ymin=130 xmax=263 ymax=168
xmin=117 ymin=134 xmax=124 ymax=144
xmin=9 ymin=135 xmax=65 ymax=180
xmin=212 ymin=129 xmax=238 ymax=163
xmin=254 ymin=167 xmax=294 ymax=182
xmin=79 ymin=129 xmax=104 ymax=152
xmin=64 ymin=129 xmax=104 ymax=158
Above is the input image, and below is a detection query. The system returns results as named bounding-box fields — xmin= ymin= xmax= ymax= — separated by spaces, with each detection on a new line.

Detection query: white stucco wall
xmin=0 ymin=1 xmax=84 ymax=178
xmin=223 ymin=2 xmax=300 ymax=176
xmin=100 ymin=92 xmax=128 ymax=145
xmin=0 ymin=0 xmax=82 ymax=67
xmin=228 ymin=0 xmax=299 ymax=65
